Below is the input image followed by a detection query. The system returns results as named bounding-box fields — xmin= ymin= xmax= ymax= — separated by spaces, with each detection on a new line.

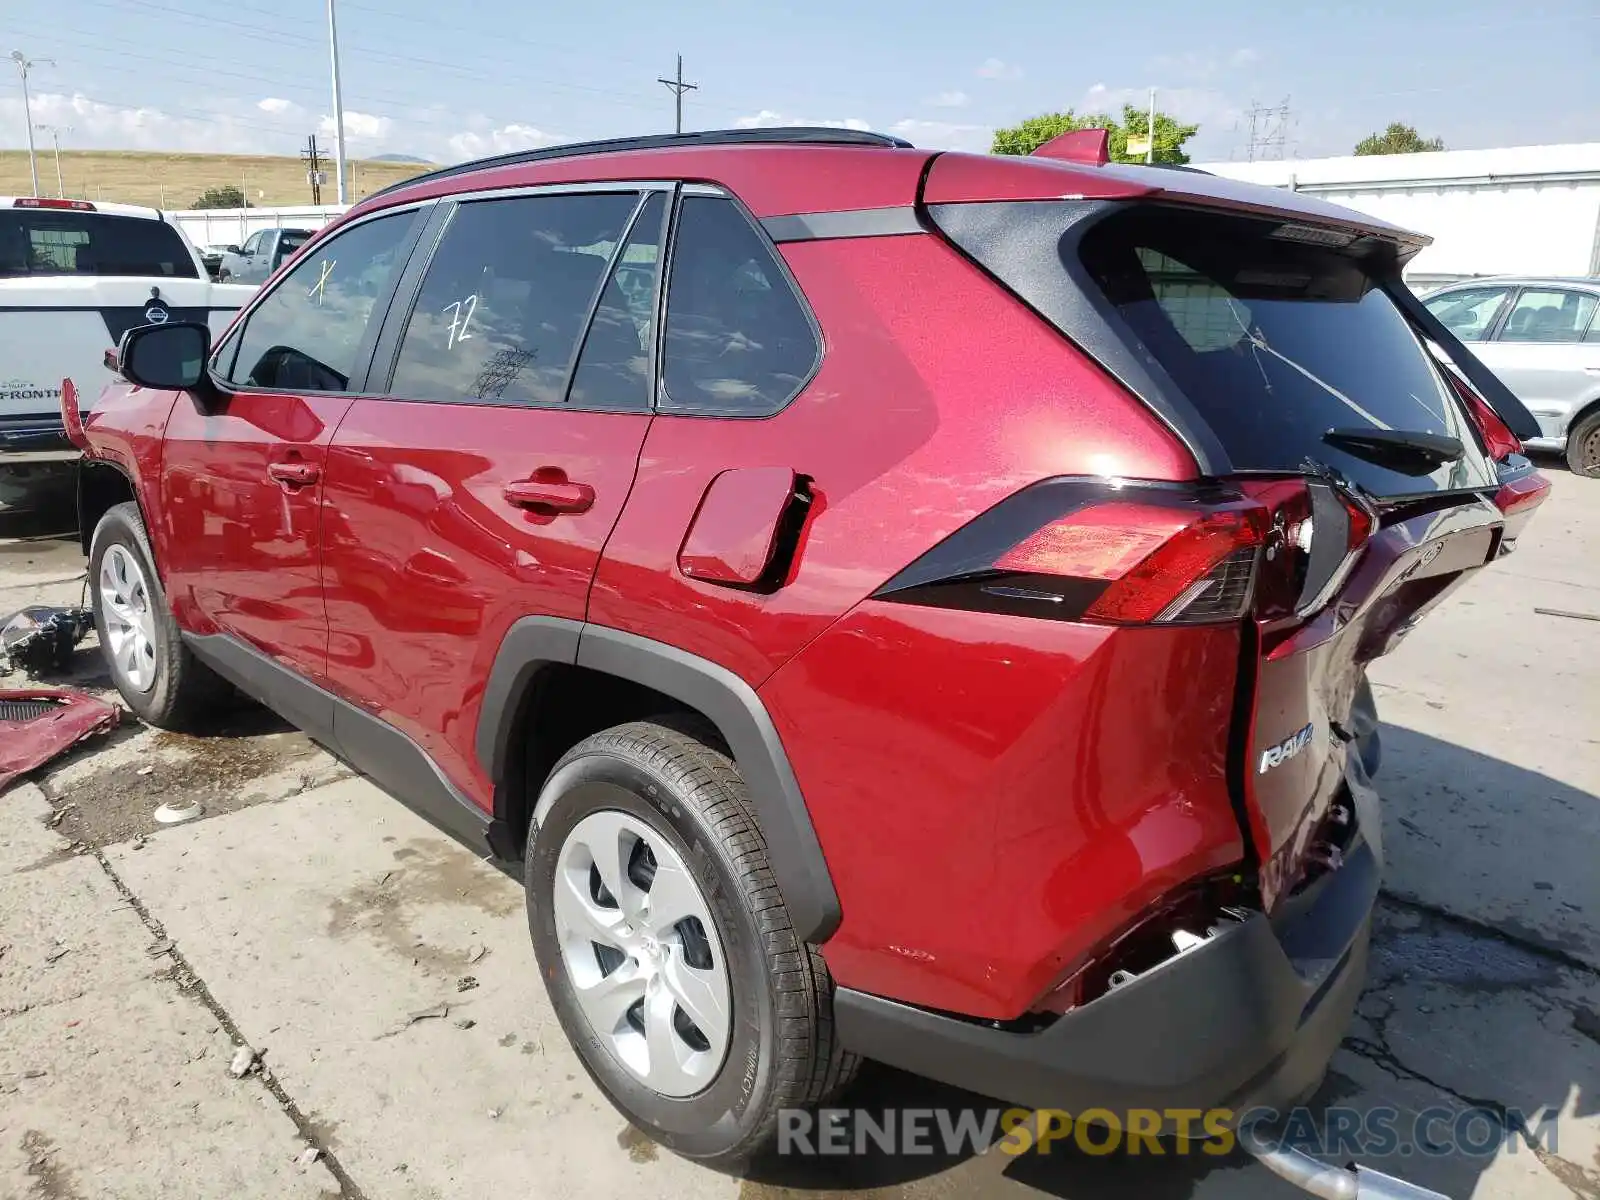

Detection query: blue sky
xmin=4 ymin=0 xmax=1597 ymax=164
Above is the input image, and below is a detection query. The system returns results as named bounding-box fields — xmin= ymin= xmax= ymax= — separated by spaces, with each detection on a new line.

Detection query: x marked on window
xmin=308 ymin=259 xmax=337 ymax=304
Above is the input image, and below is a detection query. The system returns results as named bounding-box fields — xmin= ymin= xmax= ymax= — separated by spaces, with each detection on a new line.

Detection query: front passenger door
xmin=159 ymin=208 xmax=424 ymax=687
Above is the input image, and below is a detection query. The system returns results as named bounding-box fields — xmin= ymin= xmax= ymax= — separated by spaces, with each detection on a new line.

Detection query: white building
xmin=1201 ymin=143 xmax=1600 ymax=289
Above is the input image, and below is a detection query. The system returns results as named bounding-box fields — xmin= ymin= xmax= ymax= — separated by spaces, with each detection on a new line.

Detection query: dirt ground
xmin=2 ymin=466 xmax=1598 ymax=1200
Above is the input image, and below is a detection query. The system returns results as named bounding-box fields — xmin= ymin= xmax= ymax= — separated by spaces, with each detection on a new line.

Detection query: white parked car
xmin=1423 ymin=276 xmax=1600 ymax=477
xmin=0 ymin=197 xmax=255 ymax=495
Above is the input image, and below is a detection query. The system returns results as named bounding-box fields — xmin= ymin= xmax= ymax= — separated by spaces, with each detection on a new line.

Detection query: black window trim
xmin=364 ymin=179 xmax=677 ymax=413
xmin=207 ymin=200 xmax=436 ymax=400
xmin=654 ymin=182 xmax=825 ymax=420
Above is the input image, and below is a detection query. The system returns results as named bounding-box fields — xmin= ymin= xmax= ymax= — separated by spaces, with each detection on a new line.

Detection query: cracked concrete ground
xmin=2 ymin=465 xmax=1598 ymax=1199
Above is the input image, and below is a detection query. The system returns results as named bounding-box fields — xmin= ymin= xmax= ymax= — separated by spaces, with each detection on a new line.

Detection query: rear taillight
xmin=1447 ymin=371 xmax=1521 ymax=461
xmin=1494 ymin=470 xmax=1551 ymax=516
xmin=13 ymin=197 xmax=96 ymax=211
xmin=873 ymin=477 xmax=1373 ymax=628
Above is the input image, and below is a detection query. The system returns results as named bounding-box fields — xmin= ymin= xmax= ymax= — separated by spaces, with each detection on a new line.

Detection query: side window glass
xmin=1500 ymin=289 xmax=1597 ymax=344
xmin=567 ymin=192 xmax=667 ymax=412
xmin=243 ymin=232 xmax=263 ymax=254
xmin=660 ymin=195 xmax=819 ymax=416
xmin=1422 ymin=287 xmax=1509 ymax=342
xmin=222 ymin=212 xmax=414 ymax=393
xmin=389 ymin=192 xmax=639 ymax=405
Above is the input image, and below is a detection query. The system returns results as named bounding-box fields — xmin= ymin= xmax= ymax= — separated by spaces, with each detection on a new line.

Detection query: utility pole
xmin=657 ymin=54 xmax=697 ymax=135
xmin=10 ymin=50 xmax=55 ymax=197
xmin=326 ymin=0 xmax=348 ymax=204
xmin=302 ymin=134 xmax=324 ymax=204
xmin=1146 ymin=87 xmax=1156 ymax=164
xmin=35 ymin=123 xmax=71 ymax=197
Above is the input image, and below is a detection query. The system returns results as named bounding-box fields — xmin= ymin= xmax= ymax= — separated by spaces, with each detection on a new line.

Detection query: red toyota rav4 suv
xmin=71 ymin=128 xmax=1546 ymax=1169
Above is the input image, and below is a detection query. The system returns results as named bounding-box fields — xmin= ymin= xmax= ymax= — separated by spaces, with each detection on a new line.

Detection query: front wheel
xmin=89 ymin=502 xmax=228 ymax=728
xmin=525 ymin=719 xmax=856 ymax=1168
xmin=1566 ymin=410 xmax=1600 ymax=479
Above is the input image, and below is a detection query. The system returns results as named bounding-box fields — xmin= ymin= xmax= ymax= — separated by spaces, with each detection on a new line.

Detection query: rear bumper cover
xmin=836 ymin=782 xmax=1380 ymax=1124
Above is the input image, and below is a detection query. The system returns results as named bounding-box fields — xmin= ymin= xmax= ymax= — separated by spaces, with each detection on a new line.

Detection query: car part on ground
xmin=70 ymin=127 xmax=1544 ymax=1189
xmin=0 ymin=686 xmax=119 ymax=790
xmin=1 ymin=604 xmax=93 ymax=673
xmin=1239 ymin=1120 xmax=1450 ymax=1199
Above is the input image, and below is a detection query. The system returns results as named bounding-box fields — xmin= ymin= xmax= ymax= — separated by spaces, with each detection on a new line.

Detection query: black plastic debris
xmin=1 ymin=606 xmax=94 ymax=674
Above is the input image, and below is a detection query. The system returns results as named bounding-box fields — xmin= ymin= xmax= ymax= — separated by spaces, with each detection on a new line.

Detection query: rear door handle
xmin=267 ymin=460 xmax=320 ymax=487
xmin=503 ymin=475 xmax=595 ymax=514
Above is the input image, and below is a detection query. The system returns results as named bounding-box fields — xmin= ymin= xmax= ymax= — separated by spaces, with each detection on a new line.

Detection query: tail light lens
xmin=873 ymin=476 xmax=1371 ymax=628
xmin=1447 ymin=371 xmax=1522 ymax=461
xmin=1494 ymin=470 xmax=1551 ymax=516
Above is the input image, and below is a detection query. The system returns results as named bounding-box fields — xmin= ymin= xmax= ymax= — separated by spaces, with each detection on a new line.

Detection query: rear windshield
xmin=0 ymin=210 xmax=199 ymax=279
xmin=1079 ymin=206 xmax=1493 ymax=496
xmin=281 ymin=231 xmax=312 ymax=252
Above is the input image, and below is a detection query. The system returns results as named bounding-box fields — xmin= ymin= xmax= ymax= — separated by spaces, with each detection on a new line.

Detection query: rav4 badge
xmin=1258 ymin=723 xmax=1316 ymax=774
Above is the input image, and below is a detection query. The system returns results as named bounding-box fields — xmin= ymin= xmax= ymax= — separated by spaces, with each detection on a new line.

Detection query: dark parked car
xmin=70 ymin=128 xmax=1546 ymax=1188
xmin=216 ymin=227 xmax=314 ymax=283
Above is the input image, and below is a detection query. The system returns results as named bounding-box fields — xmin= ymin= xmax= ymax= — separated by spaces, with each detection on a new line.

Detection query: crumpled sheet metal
xmin=0 ymin=688 xmax=120 ymax=791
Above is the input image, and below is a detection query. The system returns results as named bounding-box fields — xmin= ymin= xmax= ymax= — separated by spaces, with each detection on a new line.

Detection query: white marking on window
xmin=443 ymin=294 xmax=478 ymax=349
xmin=308 ymin=259 xmax=337 ymax=305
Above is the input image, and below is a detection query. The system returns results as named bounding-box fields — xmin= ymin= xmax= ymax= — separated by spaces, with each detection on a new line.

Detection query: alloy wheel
xmin=99 ymin=543 xmax=159 ymax=694
xmin=552 ymin=809 xmax=732 ymax=1097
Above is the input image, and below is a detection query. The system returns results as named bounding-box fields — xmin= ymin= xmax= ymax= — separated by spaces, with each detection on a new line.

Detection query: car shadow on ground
xmin=738 ymin=726 xmax=1599 ymax=1199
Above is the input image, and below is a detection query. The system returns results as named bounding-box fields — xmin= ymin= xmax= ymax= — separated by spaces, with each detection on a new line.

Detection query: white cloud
xmin=735 ymin=110 xmax=872 ymax=132
xmin=0 ymin=90 xmax=297 ymax=157
xmin=975 ymin=58 xmax=1023 ymax=81
xmin=889 ymin=119 xmax=992 ymax=153
xmin=446 ymin=122 xmax=561 ymax=161
xmin=1079 ymin=83 xmax=1242 ymax=131
xmin=257 ymin=97 xmax=297 ymax=115
xmin=1230 ymin=47 xmax=1261 ymax=68
xmin=927 ymin=90 xmax=970 ymax=109
xmin=320 ymin=109 xmax=392 ymax=143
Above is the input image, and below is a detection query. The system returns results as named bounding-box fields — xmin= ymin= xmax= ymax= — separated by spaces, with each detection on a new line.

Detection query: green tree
xmin=1354 ymin=123 xmax=1444 ymax=156
xmin=192 ymin=184 xmax=248 ymax=209
xmin=991 ymin=104 xmax=1199 ymax=164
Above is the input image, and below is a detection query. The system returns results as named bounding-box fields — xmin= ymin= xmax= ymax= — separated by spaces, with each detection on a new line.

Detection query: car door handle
xmin=502 ymin=476 xmax=595 ymax=514
xmin=267 ymin=460 xmax=320 ymax=487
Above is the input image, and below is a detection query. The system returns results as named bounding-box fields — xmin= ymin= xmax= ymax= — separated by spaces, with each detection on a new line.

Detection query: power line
xmin=657 ymin=54 xmax=698 ymax=135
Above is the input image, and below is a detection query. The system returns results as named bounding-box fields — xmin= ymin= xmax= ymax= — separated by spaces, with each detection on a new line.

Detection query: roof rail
xmin=362 ymin=127 xmax=916 ymax=204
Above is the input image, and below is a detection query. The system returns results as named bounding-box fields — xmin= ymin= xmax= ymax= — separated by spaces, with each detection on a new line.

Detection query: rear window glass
xmin=0 ymin=211 xmax=198 ymax=279
xmin=281 ymin=231 xmax=312 ymax=253
xmin=1080 ymin=206 xmax=1492 ymax=496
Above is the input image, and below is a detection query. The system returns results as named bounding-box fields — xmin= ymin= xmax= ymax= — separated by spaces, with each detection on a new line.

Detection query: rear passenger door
xmin=1474 ymin=287 xmax=1600 ymax=438
xmin=320 ymin=185 xmax=669 ymax=799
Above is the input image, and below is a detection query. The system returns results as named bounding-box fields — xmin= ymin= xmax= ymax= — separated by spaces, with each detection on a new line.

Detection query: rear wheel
xmin=1566 ymin=410 xmax=1600 ymax=479
xmin=525 ymin=719 xmax=856 ymax=1167
xmin=89 ymin=502 xmax=228 ymax=728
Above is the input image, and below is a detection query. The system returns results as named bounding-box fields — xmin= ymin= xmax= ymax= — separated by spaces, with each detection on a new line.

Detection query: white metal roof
xmin=1199 ymin=143 xmax=1600 ymax=189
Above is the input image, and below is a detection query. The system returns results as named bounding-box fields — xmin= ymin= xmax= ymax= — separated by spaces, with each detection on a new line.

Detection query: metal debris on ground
xmin=228 ymin=1045 xmax=260 ymax=1078
xmin=136 ymin=765 xmax=155 ymax=776
xmin=146 ymin=939 xmax=175 ymax=958
xmin=43 ymin=945 xmax=70 ymax=964
xmin=0 ymin=687 xmax=120 ymax=790
xmin=375 ymin=1001 xmax=451 ymax=1040
xmin=47 ymin=803 xmax=75 ymax=826
xmin=130 ymin=833 xmax=147 ymax=850
xmin=295 ymin=1146 xmax=322 ymax=1168
xmin=1 ymin=606 xmax=93 ymax=674
xmin=467 ymin=944 xmax=488 ymax=964
xmin=454 ymin=1017 xmax=477 ymax=1030
xmin=1533 ymin=605 xmax=1600 ymax=622
xmin=456 ymin=975 xmax=479 ymax=992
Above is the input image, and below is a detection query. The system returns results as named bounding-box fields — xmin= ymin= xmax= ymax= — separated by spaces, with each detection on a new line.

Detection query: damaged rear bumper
xmin=835 ymin=783 xmax=1382 ymax=1129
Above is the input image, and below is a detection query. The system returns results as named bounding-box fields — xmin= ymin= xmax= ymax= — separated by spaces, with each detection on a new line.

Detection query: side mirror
xmin=118 ymin=322 xmax=211 ymax=391
xmin=225 ymin=244 xmax=242 ymax=254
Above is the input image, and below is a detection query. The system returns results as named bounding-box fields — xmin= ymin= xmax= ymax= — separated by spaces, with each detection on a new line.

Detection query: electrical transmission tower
xmin=1243 ymin=98 xmax=1293 ymax=162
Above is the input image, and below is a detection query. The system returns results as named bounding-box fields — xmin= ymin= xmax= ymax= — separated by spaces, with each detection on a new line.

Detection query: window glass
xmin=280 ymin=230 xmax=313 ymax=254
xmin=1422 ymin=286 xmax=1510 ymax=342
xmin=1499 ymin=289 xmax=1598 ymax=344
xmin=0 ymin=211 xmax=198 ymax=279
xmin=242 ymin=232 xmax=264 ymax=254
xmin=568 ymin=192 xmax=667 ymax=411
xmin=1078 ymin=205 xmax=1493 ymax=497
xmin=223 ymin=212 xmax=414 ymax=393
xmin=660 ymin=195 xmax=819 ymax=415
xmin=390 ymin=192 xmax=639 ymax=405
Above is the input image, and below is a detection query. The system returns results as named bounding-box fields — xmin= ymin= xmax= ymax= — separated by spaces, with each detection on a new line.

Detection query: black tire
xmin=1566 ymin=409 xmax=1600 ymax=479
xmin=525 ymin=718 xmax=857 ymax=1169
xmin=88 ymin=501 xmax=229 ymax=729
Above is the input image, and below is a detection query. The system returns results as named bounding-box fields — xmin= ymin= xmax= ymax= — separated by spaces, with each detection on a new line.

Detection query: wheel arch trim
xmin=477 ymin=618 xmax=842 ymax=944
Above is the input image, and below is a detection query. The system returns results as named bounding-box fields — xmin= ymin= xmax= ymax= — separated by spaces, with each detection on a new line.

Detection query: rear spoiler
xmin=1385 ymin=281 xmax=1541 ymax=441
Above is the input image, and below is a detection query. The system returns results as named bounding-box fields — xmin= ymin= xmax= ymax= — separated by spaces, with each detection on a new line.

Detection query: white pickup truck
xmin=1 ymin=197 xmax=256 ymax=494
